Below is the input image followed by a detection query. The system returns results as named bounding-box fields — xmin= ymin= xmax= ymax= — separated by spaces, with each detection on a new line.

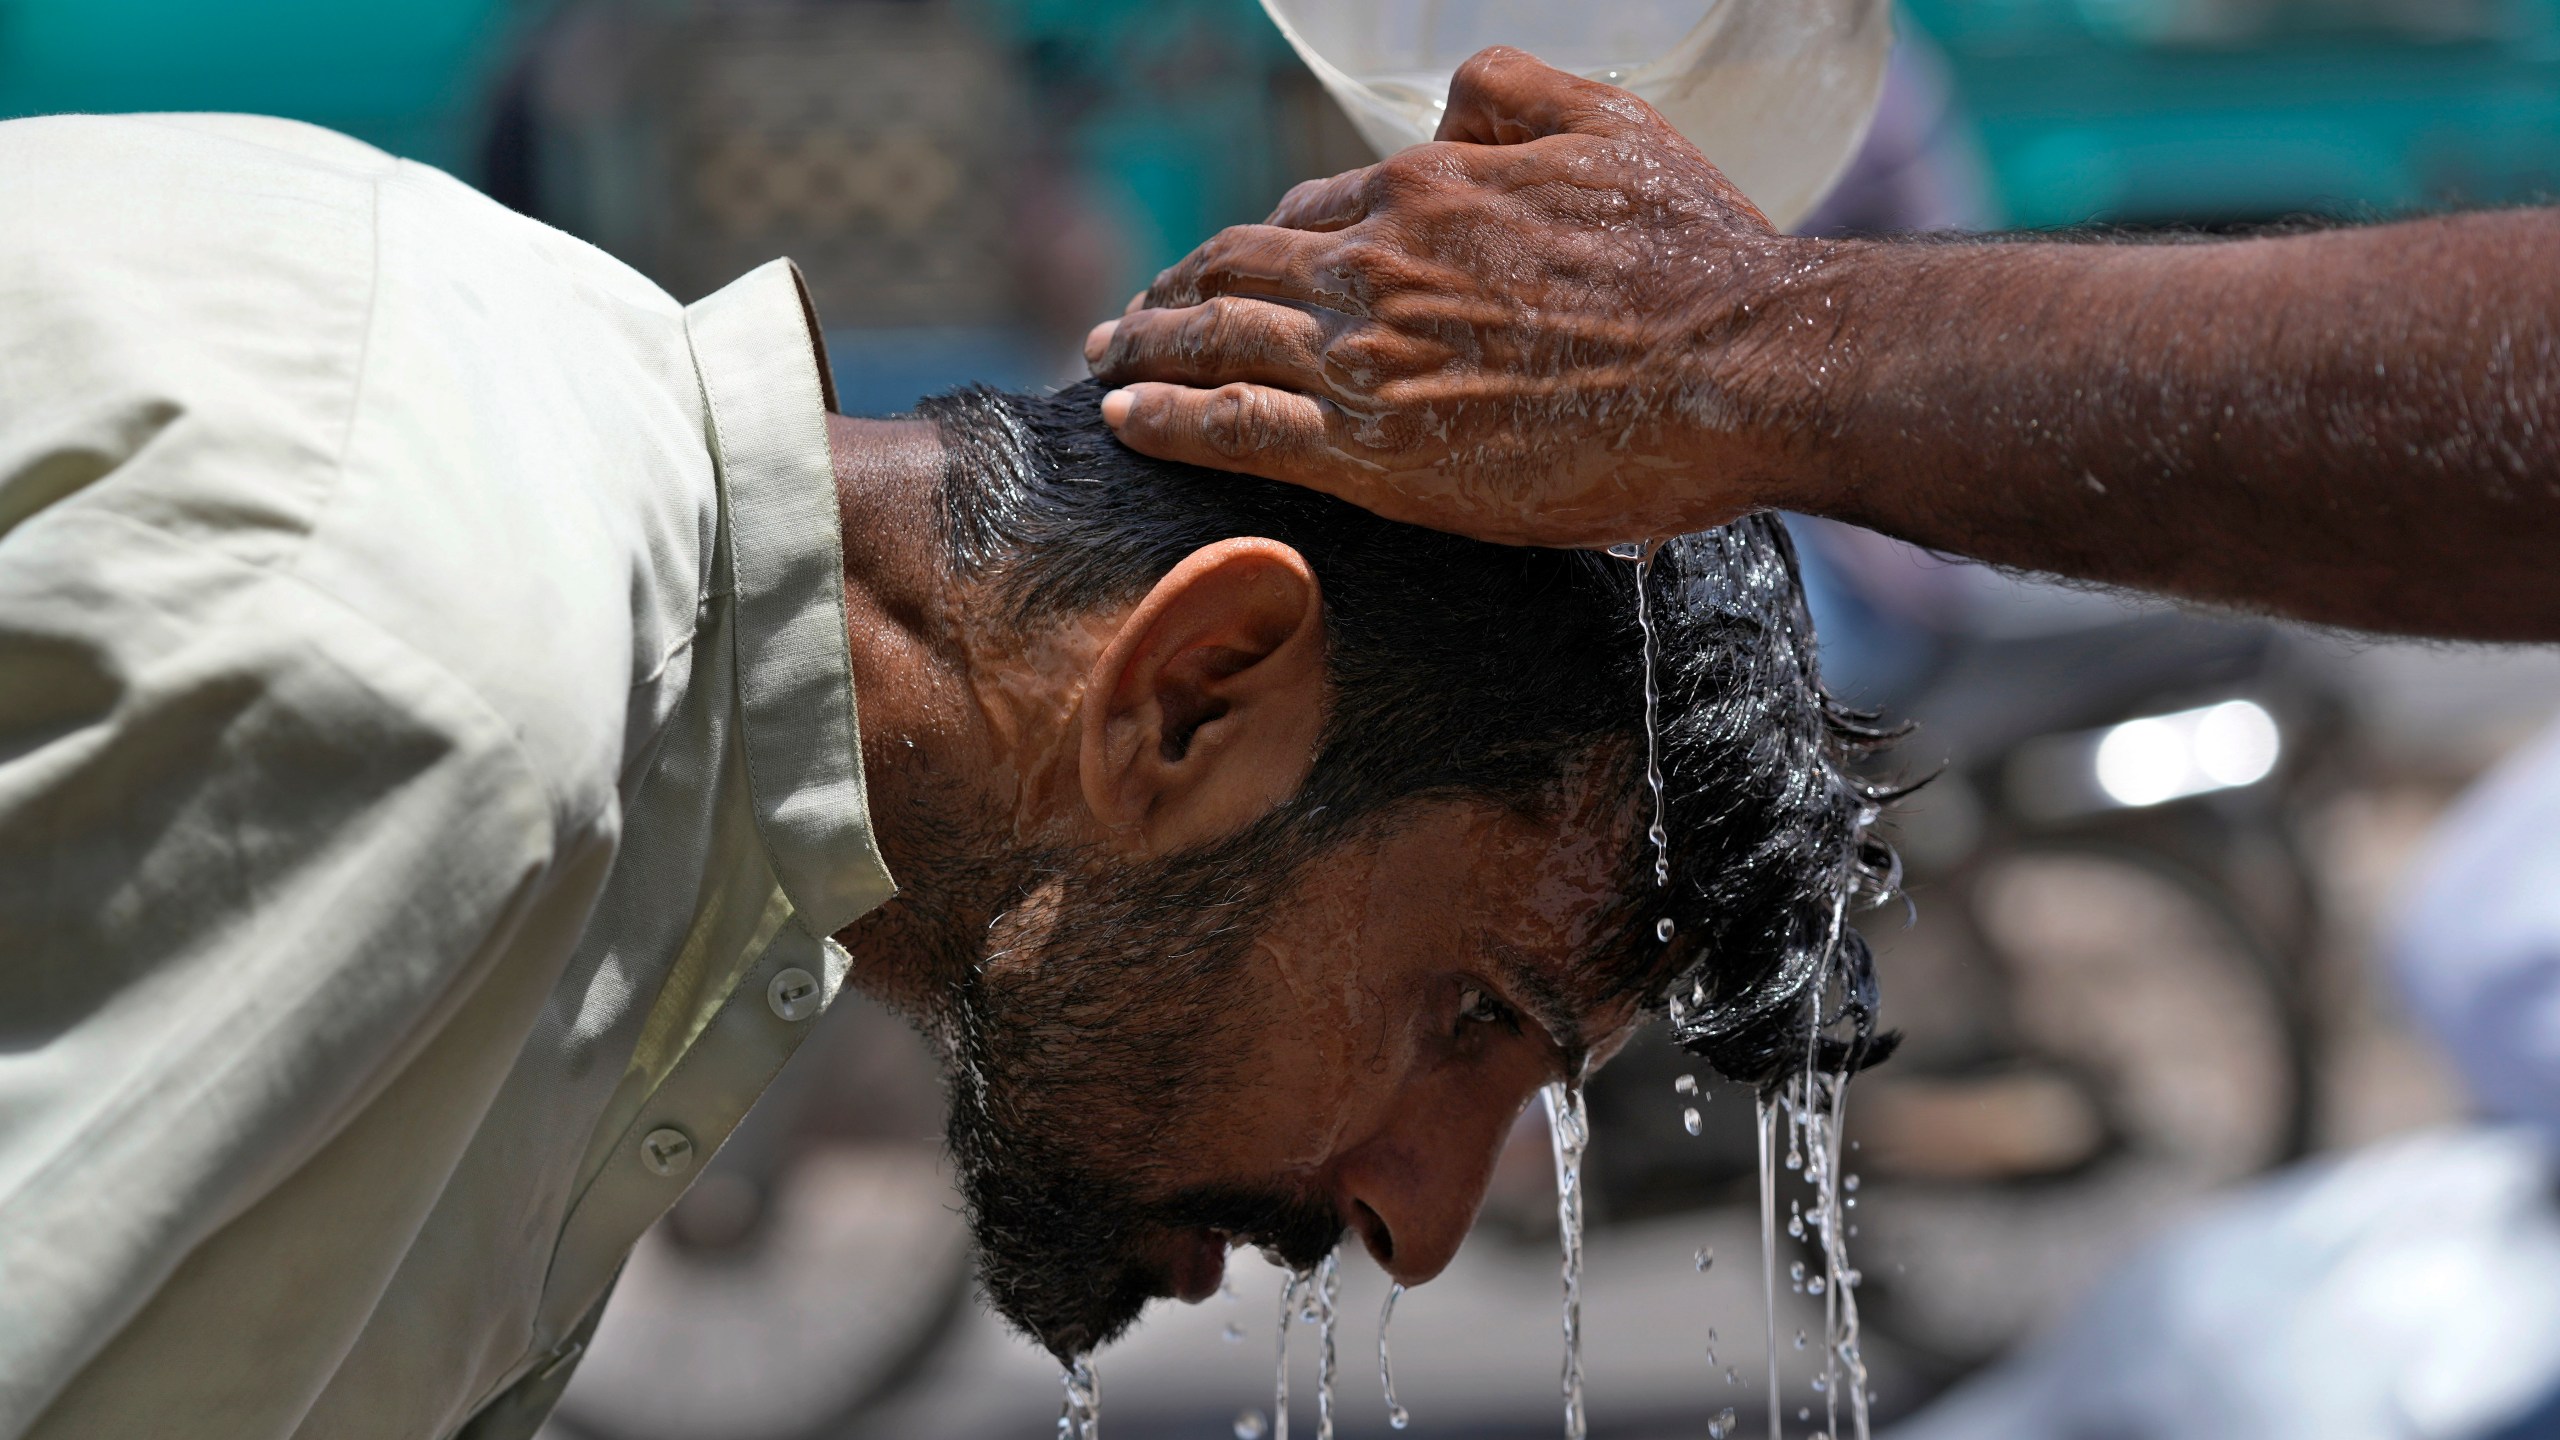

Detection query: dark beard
xmin=890 ymin=793 xmax=1351 ymax=1360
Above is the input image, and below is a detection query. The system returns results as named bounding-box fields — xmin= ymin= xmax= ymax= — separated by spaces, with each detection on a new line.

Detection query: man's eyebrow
xmin=1484 ymin=942 xmax=1593 ymax=1077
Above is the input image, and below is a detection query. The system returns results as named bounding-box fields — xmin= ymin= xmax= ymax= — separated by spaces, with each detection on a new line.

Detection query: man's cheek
xmin=1199 ymin=1015 xmax=1395 ymax=1183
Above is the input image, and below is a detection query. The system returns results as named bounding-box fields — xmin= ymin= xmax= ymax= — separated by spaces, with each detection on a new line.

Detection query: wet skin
xmin=1092 ymin=781 xmax=1648 ymax=1300
xmin=823 ymin=415 xmax=1646 ymax=1311
xmin=1088 ymin=46 xmax=2560 ymax=640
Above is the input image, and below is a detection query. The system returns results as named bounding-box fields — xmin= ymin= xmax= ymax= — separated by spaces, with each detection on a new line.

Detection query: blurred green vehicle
xmin=6 ymin=0 xmax=2556 ymax=236
xmin=1902 ymin=0 xmax=2560 ymax=226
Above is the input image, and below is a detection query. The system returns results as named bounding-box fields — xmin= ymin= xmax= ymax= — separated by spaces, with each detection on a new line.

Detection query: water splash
xmin=1055 ymin=1356 xmax=1100 ymax=1440
xmin=1543 ymin=1081 xmax=1591 ymax=1439
xmin=1274 ymin=1270 xmax=1304 ymax=1440
xmin=1313 ymin=1251 xmax=1342 ymax=1440
xmin=1790 ymin=1065 xmax=1873 ymax=1440
xmin=1379 ymin=1284 xmax=1411 ymax=1431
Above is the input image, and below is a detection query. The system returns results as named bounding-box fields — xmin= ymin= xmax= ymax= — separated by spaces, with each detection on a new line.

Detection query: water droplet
xmin=1234 ymin=1409 xmax=1270 ymax=1440
xmin=1379 ymin=1283 xmax=1410 ymax=1434
xmin=1807 ymin=1276 xmax=1826 ymax=1296
xmin=1682 ymin=1107 xmax=1703 ymax=1136
xmin=1709 ymin=1406 xmax=1737 ymax=1439
xmin=1843 ymin=1174 xmax=1860 ymax=1193
xmin=1674 ymin=1073 xmax=1698 ymax=1096
xmin=1656 ymin=916 xmax=1676 ymax=942
xmin=1795 ymin=1329 xmax=1809 ymax=1351
xmin=1789 ymin=1261 xmax=1806 ymax=1282
xmin=1224 ymin=1323 xmax=1245 ymax=1344
xmin=1694 ymin=1247 xmax=1714 ymax=1272
xmin=1606 ymin=540 xmax=1645 ymax=559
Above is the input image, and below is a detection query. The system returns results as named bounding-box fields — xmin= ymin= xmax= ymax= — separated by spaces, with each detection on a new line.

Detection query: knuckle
xmin=1275 ymin=176 xmax=1331 ymax=217
xmin=1320 ymin=239 xmax=1417 ymax=307
xmin=1106 ymin=308 xmax=1168 ymax=368
xmin=1317 ymin=326 xmax=1400 ymax=391
xmin=1368 ymin=149 xmax=1450 ymax=202
xmin=1324 ymin=236 xmax=1390 ymax=279
xmin=1182 ymin=297 xmax=1246 ymax=361
xmin=1199 ymin=385 xmax=1283 ymax=460
xmin=1452 ymin=45 xmax=1511 ymax=88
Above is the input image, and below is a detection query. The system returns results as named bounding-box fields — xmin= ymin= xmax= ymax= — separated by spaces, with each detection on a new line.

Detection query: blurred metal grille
xmin=526 ymin=0 xmax=1028 ymax=325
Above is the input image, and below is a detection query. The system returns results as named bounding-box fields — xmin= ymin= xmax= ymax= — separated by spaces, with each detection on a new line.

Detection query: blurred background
xmin=11 ymin=1 xmax=2560 ymax=1435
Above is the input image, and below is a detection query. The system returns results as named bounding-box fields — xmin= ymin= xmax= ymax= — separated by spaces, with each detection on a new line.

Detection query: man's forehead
xmin=1443 ymin=788 xmax=1653 ymax=1069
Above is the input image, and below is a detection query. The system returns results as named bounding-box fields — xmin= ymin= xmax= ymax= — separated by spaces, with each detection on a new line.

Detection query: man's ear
xmin=1079 ymin=538 xmax=1326 ymax=855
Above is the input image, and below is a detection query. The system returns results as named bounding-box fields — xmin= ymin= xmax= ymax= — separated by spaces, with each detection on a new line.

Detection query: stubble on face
xmin=903 ymin=791 xmax=1348 ymax=1359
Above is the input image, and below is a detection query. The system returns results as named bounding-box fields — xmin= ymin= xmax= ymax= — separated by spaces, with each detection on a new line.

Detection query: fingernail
xmin=1084 ymin=320 xmax=1117 ymax=367
xmin=1100 ymin=388 xmax=1132 ymax=427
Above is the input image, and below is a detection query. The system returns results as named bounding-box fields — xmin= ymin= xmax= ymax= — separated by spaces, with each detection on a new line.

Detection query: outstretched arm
xmin=1088 ymin=47 xmax=2560 ymax=641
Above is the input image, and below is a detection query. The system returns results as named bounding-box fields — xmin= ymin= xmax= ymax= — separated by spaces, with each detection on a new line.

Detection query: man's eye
xmin=1457 ymin=985 xmax=1516 ymax=1034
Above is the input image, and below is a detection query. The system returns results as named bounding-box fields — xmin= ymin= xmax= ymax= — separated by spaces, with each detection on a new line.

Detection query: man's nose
xmin=1330 ymin=1099 xmax=1516 ymax=1286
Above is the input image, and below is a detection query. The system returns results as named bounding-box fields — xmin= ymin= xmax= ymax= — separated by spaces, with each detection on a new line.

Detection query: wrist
xmin=1664 ymin=233 xmax=1880 ymax=525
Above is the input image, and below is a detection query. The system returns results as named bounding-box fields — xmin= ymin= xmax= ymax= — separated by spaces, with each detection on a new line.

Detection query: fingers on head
xmin=1104 ymin=381 xmax=1339 ymax=479
xmin=1093 ymin=297 xmax=1327 ymax=391
xmin=1267 ymin=168 xmax=1374 ymax=232
xmin=1436 ymin=43 xmax=1666 ymax=145
xmin=1144 ymin=223 xmax=1336 ymax=310
xmin=1272 ymin=145 xmax=1481 ymax=237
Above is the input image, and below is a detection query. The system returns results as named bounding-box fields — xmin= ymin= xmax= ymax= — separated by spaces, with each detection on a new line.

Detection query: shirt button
xmin=535 ymin=1340 xmax=585 ymax=1380
xmin=767 ymin=966 xmax=821 ymax=1022
xmin=639 ymin=1126 xmax=695 ymax=1177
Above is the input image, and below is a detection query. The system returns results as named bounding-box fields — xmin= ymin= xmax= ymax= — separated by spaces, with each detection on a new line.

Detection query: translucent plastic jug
xmin=1258 ymin=0 xmax=1891 ymax=231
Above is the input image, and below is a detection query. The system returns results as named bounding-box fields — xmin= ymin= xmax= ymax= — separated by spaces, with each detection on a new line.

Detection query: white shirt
xmin=2391 ymin=713 xmax=2560 ymax=1141
xmin=0 ymin=114 xmax=895 ymax=1439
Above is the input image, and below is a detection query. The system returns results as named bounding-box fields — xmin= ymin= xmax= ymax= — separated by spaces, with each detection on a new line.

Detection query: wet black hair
xmin=913 ymin=380 xmax=1897 ymax=1087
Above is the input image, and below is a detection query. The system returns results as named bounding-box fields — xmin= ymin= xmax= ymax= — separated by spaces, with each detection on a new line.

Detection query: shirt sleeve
xmin=0 ymin=501 xmax=575 ymax=1431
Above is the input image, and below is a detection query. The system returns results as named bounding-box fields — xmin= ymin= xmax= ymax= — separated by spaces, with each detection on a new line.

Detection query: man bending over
xmin=0 ymin=114 xmax=1886 ymax=1439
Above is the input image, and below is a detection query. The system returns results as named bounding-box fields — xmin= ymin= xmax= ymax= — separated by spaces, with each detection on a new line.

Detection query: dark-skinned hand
xmin=1084 ymin=45 xmax=1822 ymax=549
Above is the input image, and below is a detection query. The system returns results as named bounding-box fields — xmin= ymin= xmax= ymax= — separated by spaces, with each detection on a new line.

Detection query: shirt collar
xmin=683 ymin=258 xmax=896 ymax=937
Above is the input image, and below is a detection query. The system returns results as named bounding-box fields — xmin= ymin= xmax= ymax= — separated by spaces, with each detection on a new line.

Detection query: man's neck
xmin=825 ymin=414 xmax=990 ymax=1018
